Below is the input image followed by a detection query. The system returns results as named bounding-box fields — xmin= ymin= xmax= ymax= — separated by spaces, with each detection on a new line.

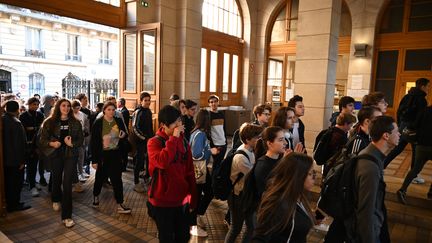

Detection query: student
xmin=19 ymin=97 xmax=45 ymax=197
xmin=91 ymin=102 xmax=131 ymax=214
xmin=183 ymin=99 xmax=198 ymax=142
xmin=288 ymin=95 xmax=306 ymax=150
xmin=3 ymin=100 xmax=31 ymax=212
xmin=348 ymin=106 xmax=382 ymax=155
xmin=169 ymin=93 xmax=180 ymax=106
xmin=147 ymin=105 xmax=197 ymax=243
xmin=252 ymin=104 xmax=272 ymax=126
xmin=271 ymin=107 xmax=297 ymax=151
xmin=189 ymin=109 xmax=218 ymax=237
xmin=208 ymin=95 xmax=225 ymax=166
xmin=329 ymin=96 xmax=355 ymax=127
xmin=361 ymin=91 xmax=388 ymax=113
xmin=72 ymin=100 xmax=90 ymax=184
xmin=346 ymin=116 xmax=399 ymax=242
xmin=132 ymin=92 xmax=154 ymax=192
xmin=39 ymin=98 xmax=84 ymax=227
xmin=252 ymin=153 xmax=316 ymax=243
xmin=225 ymin=123 xmax=263 ymax=243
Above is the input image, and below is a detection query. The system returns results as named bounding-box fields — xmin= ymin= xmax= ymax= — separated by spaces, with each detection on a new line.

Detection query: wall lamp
xmin=354 ymin=43 xmax=368 ymax=57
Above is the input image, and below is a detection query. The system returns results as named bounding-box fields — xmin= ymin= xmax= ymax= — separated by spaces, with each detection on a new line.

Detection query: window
xmin=270 ymin=0 xmax=299 ymax=42
xmin=66 ymin=35 xmax=81 ymax=61
xmin=142 ymin=30 xmax=156 ymax=92
xmin=94 ymin=0 xmax=120 ymax=7
xmin=99 ymin=40 xmax=112 ymax=65
xmin=124 ymin=33 xmax=136 ymax=92
xmin=374 ymin=51 xmax=399 ymax=107
xmin=202 ymin=0 xmax=242 ymax=38
xmin=404 ymin=49 xmax=432 ymax=70
xmin=408 ymin=0 xmax=432 ymax=31
xmin=25 ymin=27 xmax=45 ymax=58
xmin=29 ymin=73 xmax=45 ymax=96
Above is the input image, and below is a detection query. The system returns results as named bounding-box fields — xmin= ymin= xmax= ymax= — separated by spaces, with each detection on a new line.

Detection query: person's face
xmin=108 ymin=98 xmax=116 ymax=104
xmin=257 ymin=109 xmax=271 ymax=124
xmin=267 ymin=130 xmax=287 ymax=154
xmin=387 ymin=122 xmax=400 ymax=148
xmin=208 ymin=98 xmax=219 ymax=111
xmin=180 ymin=103 xmax=187 ymax=115
xmin=81 ymin=96 xmax=88 ymax=107
xmin=29 ymin=102 xmax=39 ymax=111
xmin=141 ymin=97 xmax=151 ymax=108
xmin=421 ymin=82 xmax=430 ymax=94
xmin=247 ymin=136 xmax=261 ymax=149
xmin=343 ymin=103 xmax=355 ymax=114
xmin=342 ymin=122 xmax=354 ymax=133
xmin=19 ymin=106 xmax=26 ymax=114
xmin=187 ymin=105 xmax=197 ymax=117
xmin=377 ymin=99 xmax=388 ymax=113
xmin=373 ymin=110 xmax=383 ymax=118
xmin=104 ymin=105 xmax=116 ymax=119
xmin=304 ymin=167 xmax=316 ymax=191
xmin=50 ymin=99 xmax=56 ymax=106
xmin=117 ymin=101 xmax=122 ymax=108
xmin=59 ymin=101 xmax=70 ymax=116
xmin=285 ymin=110 xmax=296 ymax=129
xmin=73 ymin=106 xmax=80 ymax=114
xmin=163 ymin=117 xmax=182 ymax=136
xmin=294 ymin=101 xmax=305 ymax=117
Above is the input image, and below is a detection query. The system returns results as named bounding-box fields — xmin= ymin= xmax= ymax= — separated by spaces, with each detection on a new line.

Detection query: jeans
xmin=93 ymin=149 xmax=124 ymax=204
xmin=51 ymin=149 xmax=75 ymax=220
xmin=134 ymin=142 xmax=148 ymax=184
xmin=152 ymin=205 xmax=191 ymax=243
xmin=77 ymin=146 xmax=85 ymax=176
xmin=224 ymin=193 xmax=254 ymax=243
xmin=191 ymin=168 xmax=213 ymax=225
xmin=400 ymin=145 xmax=432 ymax=192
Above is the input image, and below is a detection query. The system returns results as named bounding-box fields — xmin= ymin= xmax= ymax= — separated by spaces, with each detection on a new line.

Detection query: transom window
xmin=202 ymin=0 xmax=242 ymax=38
xmin=29 ymin=73 xmax=45 ymax=96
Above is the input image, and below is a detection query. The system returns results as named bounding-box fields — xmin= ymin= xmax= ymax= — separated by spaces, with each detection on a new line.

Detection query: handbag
xmin=193 ymin=160 xmax=207 ymax=184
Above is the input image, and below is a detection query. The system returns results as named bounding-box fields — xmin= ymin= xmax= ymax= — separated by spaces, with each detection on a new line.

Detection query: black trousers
xmin=4 ymin=165 xmax=24 ymax=210
xmin=26 ymin=153 xmax=40 ymax=188
xmin=212 ymin=145 xmax=227 ymax=166
xmin=134 ymin=142 xmax=148 ymax=184
xmin=93 ymin=149 xmax=124 ymax=204
xmin=191 ymin=168 xmax=213 ymax=224
xmin=51 ymin=150 xmax=75 ymax=220
xmin=325 ymin=219 xmax=347 ymax=243
xmin=152 ymin=205 xmax=191 ymax=243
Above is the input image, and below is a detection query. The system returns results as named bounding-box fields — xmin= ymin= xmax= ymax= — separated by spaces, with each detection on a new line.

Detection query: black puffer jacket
xmin=397 ymin=87 xmax=427 ymax=128
xmin=2 ymin=113 xmax=27 ymax=167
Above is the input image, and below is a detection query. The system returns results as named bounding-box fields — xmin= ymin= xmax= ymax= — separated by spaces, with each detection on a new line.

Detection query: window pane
xmin=223 ymin=53 xmax=230 ymax=92
xmin=376 ymin=50 xmax=399 ymax=79
xmin=200 ymin=49 xmax=207 ymax=92
xmin=339 ymin=1 xmax=352 ymax=37
xmin=209 ymin=50 xmax=217 ymax=92
xmin=408 ymin=1 xmax=432 ymax=31
xmin=125 ymin=33 xmax=136 ymax=91
xmin=379 ymin=0 xmax=404 ymax=33
xmin=202 ymin=0 xmax=242 ymax=37
xmin=404 ymin=49 xmax=432 ymax=70
xmin=232 ymin=55 xmax=238 ymax=93
xmin=271 ymin=7 xmax=286 ymax=42
xmin=142 ymin=30 xmax=156 ymax=92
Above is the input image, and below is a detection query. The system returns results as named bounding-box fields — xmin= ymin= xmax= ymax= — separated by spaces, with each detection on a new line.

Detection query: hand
xmin=64 ymin=136 xmax=73 ymax=147
xmin=294 ymin=143 xmax=305 ymax=153
xmin=210 ymin=147 xmax=219 ymax=155
xmin=119 ymin=130 xmax=126 ymax=139
xmin=283 ymin=148 xmax=293 ymax=157
xmin=92 ymin=163 xmax=98 ymax=170
xmin=19 ymin=164 xmax=25 ymax=170
xmin=173 ymin=125 xmax=185 ymax=138
xmin=49 ymin=141 xmax=61 ymax=149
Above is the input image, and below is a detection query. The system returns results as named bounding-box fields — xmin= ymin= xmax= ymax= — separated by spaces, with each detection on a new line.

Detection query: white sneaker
xmin=134 ymin=184 xmax=145 ymax=193
xmin=117 ymin=204 xmax=131 ymax=214
xmin=190 ymin=225 xmax=208 ymax=237
xmin=197 ymin=215 xmax=206 ymax=229
xmin=62 ymin=218 xmax=75 ymax=228
xmin=53 ymin=202 xmax=61 ymax=211
xmin=412 ymin=176 xmax=425 ymax=184
xmin=31 ymin=187 xmax=40 ymax=197
xmin=73 ymin=184 xmax=84 ymax=193
xmin=35 ymin=183 xmax=42 ymax=191
xmin=82 ymin=172 xmax=90 ymax=178
xmin=313 ymin=223 xmax=329 ymax=232
xmin=78 ymin=175 xmax=87 ymax=182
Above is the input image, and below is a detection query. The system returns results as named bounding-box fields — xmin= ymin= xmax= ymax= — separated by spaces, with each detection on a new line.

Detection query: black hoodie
xmin=396 ymin=87 xmax=427 ymax=128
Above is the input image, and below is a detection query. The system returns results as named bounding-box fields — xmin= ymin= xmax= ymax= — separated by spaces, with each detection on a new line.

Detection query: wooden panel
xmin=1 ymin=0 xmax=127 ymax=28
xmin=0 ymin=108 xmax=5 ymax=216
xmin=338 ymin=36 xmax=351 ymax=54
xmin=202 ymin=28 xmax=243 ymax=52
xmin=269 ymin=42 xmax=296 ymax=55
xmin=376 ymin=32 xmax=432 ymax=49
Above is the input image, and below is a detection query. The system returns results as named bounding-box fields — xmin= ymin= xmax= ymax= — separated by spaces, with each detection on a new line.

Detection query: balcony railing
xmin=65 ymin=54 xmax=82 ymax=62
xmin=98 ymin=58 xmax=113 ymax=65
xmin=25 ymin=49 xmax=46 ymax=58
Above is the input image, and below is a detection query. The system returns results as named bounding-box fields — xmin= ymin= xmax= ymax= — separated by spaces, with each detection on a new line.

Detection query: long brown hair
xmin=256 ymin=152 xmax=315 ymax=235
xmin=45 ymin=98 xmax=76 ymax=131
xmin=272 ymin=106 xmax=295 ymax=129
xmin=192 ymin=109 xmax=211 ymax=136
xmin=254 ymin=126 xmax=284 ymax=159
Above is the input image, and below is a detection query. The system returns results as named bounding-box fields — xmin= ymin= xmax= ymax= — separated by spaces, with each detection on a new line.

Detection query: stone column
xmin=294 ymin=0 xmax=342 ymax=149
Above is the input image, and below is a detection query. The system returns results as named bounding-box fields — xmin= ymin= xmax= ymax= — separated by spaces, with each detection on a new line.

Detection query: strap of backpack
xmin=232 ymin=150 xmax=250 ymax=187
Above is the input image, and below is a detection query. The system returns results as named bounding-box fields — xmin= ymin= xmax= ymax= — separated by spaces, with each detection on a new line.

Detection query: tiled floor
xmin=0 ymin=149 xmax=431 ymax=242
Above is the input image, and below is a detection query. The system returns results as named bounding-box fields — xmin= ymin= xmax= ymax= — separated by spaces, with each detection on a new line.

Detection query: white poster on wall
xmin=347 ymin=89 xmax=369 ymax=98
xmin=351 ymin=75 xmax=363 ymax=90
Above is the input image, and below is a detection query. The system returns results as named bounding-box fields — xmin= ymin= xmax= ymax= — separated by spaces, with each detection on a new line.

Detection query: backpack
xmin=240 ymin=162 xmax=260 ymax=215
xmin=318 ymin=154 xmax=379 ymax=219
xmin=230 ymin=129 xmax=243 ymax=155
xmin=212 ymin=150 xmax=249 ymax=201
xmin=397 ymin=94 xmax=417 ymax=125
xmin=313 ymin=127 xmax=334 ymax=165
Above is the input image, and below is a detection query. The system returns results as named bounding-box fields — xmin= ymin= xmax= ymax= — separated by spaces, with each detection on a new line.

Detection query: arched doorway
xmin=0 ymin=69 xmax=12 ymax=93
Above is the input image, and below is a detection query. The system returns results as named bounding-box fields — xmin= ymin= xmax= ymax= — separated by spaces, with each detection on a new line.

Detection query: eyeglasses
xmin=262 ymin=113 xmax=271 ymax=116
xmin=209 ymin=100 xmax=218 ymax=104
xmin=308 ymin=170 xmax=317 ymax=179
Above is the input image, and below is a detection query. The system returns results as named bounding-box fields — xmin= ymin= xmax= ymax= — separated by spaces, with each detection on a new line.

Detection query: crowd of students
xmin=1 ymin=77 xmax=430 ymax=242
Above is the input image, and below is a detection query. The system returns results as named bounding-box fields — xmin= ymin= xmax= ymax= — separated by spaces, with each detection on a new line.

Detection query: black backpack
xmin=318 ymin=154 xmax=379 ymax=219
xmin=397 ymin=94 xmax=417 ymax=125
xmin=212 ymin=150 xmax=249 ymax=201
xmin=313 ymin=127 xmax=334 ymax=165
xmin=240 ymin=162 xmax=260 ymax=215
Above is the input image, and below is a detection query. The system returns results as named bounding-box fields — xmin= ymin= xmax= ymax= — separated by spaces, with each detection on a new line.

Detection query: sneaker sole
xmin=118 ymin=210 xmax=131 ymax=214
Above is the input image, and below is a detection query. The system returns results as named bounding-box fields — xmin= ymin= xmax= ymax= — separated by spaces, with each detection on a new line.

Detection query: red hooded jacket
xmin=147 ymin=127 xmax=197 ymax=209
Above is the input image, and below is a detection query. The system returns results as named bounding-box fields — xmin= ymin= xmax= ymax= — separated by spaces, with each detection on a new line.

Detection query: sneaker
xmin=31 ymin=187 xmax=40 ymax=197
xmin=313 ymin=223 xmax=329 ymax=232
xmin=190 ymin=225 xmax=208 ymax=237
xmin=412 ymin=176 xmax=425 ymax=184
xmin=73 ymin=184 xmax=84 ymax=193
xmin=35 ymin=183 xmax=42 ymax=191
xmin=78 ymin=174 xmax=87 ymax=182
xmin=53 ymin=202 xmax=61 ymax=211
xmin=117 ymin=204 xmax=131 ymax=214
xmin=197 ymin=215 xmax=206 ymax=229
xmin=134 ymin=184 xmax=145 ymax=193
xmin=62 ymin=218 xmax=75 ymax=228
xmin=397 ymin=189 xmax=407 ymax=205
xmin=93 ymin=196 xmax=100 ymax=208
xmin=82 ymin=172 xmax=90 ymax=178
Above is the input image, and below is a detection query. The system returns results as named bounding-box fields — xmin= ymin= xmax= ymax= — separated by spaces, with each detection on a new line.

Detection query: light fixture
xmin=354 ymin=43 xmax=368 ymax=57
